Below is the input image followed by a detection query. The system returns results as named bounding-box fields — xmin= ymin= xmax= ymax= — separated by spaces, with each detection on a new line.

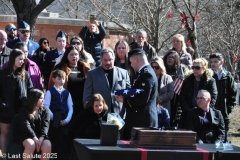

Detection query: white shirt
xmin=44 ymin=85 xmax=73 ymax=123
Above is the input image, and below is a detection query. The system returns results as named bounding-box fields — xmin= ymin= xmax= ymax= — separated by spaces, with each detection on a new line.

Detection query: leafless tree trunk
xmin=11 ymin=0 xmax=55 ymax=39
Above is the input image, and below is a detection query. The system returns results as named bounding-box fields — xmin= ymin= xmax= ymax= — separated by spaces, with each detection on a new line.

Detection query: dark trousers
xmin=224 ymin=119 xmax=230 ymax=142
xmin=49 ymin=124 xmax=71 ymax=160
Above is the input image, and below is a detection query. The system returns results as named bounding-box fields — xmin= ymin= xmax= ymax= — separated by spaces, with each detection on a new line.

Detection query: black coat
xmin=79 ymin=24 xmax=106 ymax=67
xmin=0 ymin=46 xmax=11 ymax=68
xmin=17 ymin=107 xmax=50 ymax=143
xmin=123 ymin=65 xmax=158 ymax=128
xmin=180 ymin=69 xmax=218 ymax=111
xmin=69 ymin=108 xmax=107 ymax=139
xmin=212 ymin=70 xmax=237 ymax=120
xmin=185 ymin=107 xmax=225 ymax=144
xmin=129 ymin=42 xmax=157 ymax=62
xmin=43 ymin=49 xmax=59 ymax=89
xmin=0 ymin=69 xmax=33 ymax=121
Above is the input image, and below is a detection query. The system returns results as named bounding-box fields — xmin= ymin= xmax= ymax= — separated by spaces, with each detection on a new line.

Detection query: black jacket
xmin=69 ymin=108 xmax=107 ymax=139
xmin=18 ymin=107 xmax=50 ymax=143
xmin=212 ymin=70 xmax=237 ymax=119
xmin=180 ymin=69 xmax=218 ymax=111
xmin=185 ymin=107 xmax=225 ymax=144
xmin=129 ymin=42 xmax=157 ymax=62
xmin=0 ymin=46 xmax=11 ymax=68
xmin=0 ymin=69 xmax=33 ymax=120
xmin=43 ymin=49 xmax=59 ymax=89
xmin=79 ymin=24 xmax=106 ymax=67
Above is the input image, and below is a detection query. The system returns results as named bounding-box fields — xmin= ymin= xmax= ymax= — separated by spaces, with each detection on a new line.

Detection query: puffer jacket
xmin=180 ymin=69 xmax=218 ymax=111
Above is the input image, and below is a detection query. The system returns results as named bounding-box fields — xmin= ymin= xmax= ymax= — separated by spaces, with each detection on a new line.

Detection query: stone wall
xmin=0 ymin=15 xmax=133 ymax=50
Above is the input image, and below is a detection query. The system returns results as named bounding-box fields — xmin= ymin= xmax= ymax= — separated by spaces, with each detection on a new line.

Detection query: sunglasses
xmin=151 ymin=66 xmax=160 ymax=70
xmin=6 ymin=27 xmax=17 ymax=31
xmin=19 ymin=30 xmax=30 ymax=34
xmin=191 ymin=66 xmax=202 ymax=70
xmin=43 ymin=41 xmax=49 ymax=44
xmin=196 ymin=97 xmax=208 ymax=100
xmin=71 ymin=42 xmax=81 ymax=45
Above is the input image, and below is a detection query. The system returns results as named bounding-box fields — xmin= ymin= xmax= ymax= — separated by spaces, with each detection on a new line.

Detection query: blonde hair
xmin=150 ymin=56 xmax=166 ymax=75
xmin=193 ymin=58 xmax=208 ymax=70
xmin=172 ymin=34 xmax=187 ymax=53
xmin=87 ymin=23 xmax=99 ymax=33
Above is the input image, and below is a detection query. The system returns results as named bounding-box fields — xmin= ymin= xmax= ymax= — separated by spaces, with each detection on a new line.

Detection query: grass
xmin=229 ymin=105 xmax=240 ymax=146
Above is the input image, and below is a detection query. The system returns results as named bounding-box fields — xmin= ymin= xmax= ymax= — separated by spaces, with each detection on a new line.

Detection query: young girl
xmin=69 ymin=93 xmax=108 ymax=139
xmin=0 ymin=49 xmax=33 ymax=155
xmin=18 ymin=89 xmax=51 ymax=160
xmin=69 ymin=93 xmax=108 ymax=160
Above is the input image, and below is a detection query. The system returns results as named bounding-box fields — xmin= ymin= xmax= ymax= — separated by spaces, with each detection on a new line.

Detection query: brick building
xmin=0 ymin=15 xmax=132 ymax=50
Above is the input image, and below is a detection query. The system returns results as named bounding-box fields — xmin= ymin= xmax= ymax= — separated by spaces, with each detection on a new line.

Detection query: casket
xmin=130 ymin=127 xmax=196 ymax=149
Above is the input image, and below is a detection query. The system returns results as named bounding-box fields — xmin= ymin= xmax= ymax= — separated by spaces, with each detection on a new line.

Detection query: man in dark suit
xmin=43 ymin=31 xmax=66 ymax=89
xmin=185 ymin=90 xmax=225 ymax=144
xmin=0 ymin=30 xmax=11 ymax=68
xmin=83 ymin=48 xmax=131 ymax=118
xmin=6 ymin=20 xmax=39 ymax=60
xmin=116 ymin=48 xmax=158 ymax=139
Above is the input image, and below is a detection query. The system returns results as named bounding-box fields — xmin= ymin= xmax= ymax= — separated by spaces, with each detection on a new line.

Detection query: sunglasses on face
xmin=43 ymin=41 xmax=49 ymax=44
xmin=6 ymin=27 xmax=17 ymax=31
xmin=71 ymin=42 xmax=81 ymax=45
xmin=151 ymin=66 xmax=160 ymax=70
xmin=19 ymin=30 xmax=30 ymax=34
xmin=191 ymin=66 xmax=202 ymax=70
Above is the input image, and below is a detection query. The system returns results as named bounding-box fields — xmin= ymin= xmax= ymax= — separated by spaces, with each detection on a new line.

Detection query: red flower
xmin=195 ymin=14 xmax=199 ymax=19
xmin=187 ymin=40 xmax=191 ymax=45
xmin=167 ymin=12 xmax=172 ymax=19
xmin=233 ymin=55 xmax=237 ymax=61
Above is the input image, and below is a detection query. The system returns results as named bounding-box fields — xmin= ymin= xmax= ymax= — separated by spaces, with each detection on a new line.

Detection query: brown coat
xmin=48 ymin=61 xmax=90 ymax=89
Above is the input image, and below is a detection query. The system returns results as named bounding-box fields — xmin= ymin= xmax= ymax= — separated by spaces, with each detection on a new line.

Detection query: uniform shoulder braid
xmin=144 ymin=68 xmax=149 ymax=73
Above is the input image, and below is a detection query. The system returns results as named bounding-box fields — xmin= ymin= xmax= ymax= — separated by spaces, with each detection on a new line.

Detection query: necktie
xmin=203 ymin=111 xmax=209 ymax=123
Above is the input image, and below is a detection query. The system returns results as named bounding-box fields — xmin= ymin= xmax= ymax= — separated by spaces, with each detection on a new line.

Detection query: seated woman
xmin=69 ymin=93 xmax=108 ymax=139
xmin=18 ymin=89 xmax=51 ymax=160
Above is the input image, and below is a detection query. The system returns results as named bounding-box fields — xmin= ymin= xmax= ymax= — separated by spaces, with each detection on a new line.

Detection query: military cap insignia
xmin=144 ymin=68 xmax=149 ymax=73
xmin=142 ymin=83 xmax=145 ymax=86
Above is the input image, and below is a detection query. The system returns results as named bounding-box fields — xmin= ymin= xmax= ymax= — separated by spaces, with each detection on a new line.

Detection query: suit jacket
xmin=42 ymin=49 xmax=60 ymax=89
xmin=0 ymin=46 xmax=11 ymax=68
xmin=6 ymin=38 xmax=39 ymax=60
xmin=185 ymin=107 xmax=225 ymax=144
xmin=83 ymin=66 xmax=131 ymax=118
xmin=123 ymin=65 xmax=158 ymax=128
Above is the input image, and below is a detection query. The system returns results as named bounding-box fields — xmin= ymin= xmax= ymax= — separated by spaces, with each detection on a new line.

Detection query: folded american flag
xmin=114 ymin=89 xmax=144 ymax=97
xmin=174 ymin=65 xmax=184 ymax=95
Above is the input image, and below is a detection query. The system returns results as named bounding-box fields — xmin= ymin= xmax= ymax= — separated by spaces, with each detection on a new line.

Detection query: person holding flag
xmin=163 ymin=50 xmax=189 ymax=126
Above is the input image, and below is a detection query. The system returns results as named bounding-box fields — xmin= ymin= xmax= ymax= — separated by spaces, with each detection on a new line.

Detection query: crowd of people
xmin=0 ymin=19 xmax=238 ymax=160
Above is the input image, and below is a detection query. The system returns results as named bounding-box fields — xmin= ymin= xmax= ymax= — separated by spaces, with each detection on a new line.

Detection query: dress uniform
xmin=123 ymin=49 xmax=158 ymax=138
